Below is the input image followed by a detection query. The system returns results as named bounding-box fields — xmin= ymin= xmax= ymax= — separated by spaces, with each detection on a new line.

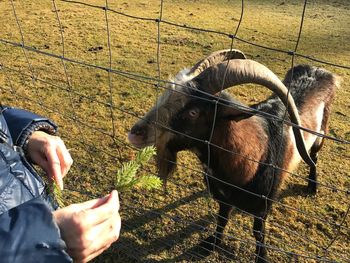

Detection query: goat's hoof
xmin=193 ymin=236 xmax=217 ymax=258
xmin=306 ymin=183 xmax=317 ymax=195
xmin=199 ymin=235 xmax=220 ymax=252
xmin=255 ymin=251 xmax=269 ymax=263
xmin=255 ymin=246 xmax=268 ymax=263
xmin=256 ymin=256 xmax=269 ymax=263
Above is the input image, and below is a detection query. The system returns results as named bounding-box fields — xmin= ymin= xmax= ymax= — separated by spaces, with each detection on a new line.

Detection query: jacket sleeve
xmin=1 ymin=107 xmax=57 ymax=147
xmin=0 ymin=197 xmax=72 ymax=263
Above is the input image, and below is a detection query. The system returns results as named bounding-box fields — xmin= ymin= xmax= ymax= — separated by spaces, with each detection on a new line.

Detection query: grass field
xmin=0 ymin=0 xmax=349 ymax=262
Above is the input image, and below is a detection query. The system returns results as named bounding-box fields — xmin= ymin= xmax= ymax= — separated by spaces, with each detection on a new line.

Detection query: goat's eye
xmin=188 ymin=108 xmax=199 ymax=119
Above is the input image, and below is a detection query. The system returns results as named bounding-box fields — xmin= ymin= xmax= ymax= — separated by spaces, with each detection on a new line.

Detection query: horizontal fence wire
xmin=58 ymin=163 xmax=348 ymax=261
xmin=1 ymin=63 xmax=350 ymax=260
xmin=1 ymin=64 xmax=349 ymax=261
xmin=1 ymin=38 xmax=348 ymax=146
xmin=0 ymin=0 xmax=349 ymax=262
xmin=2 ymin=64 xmax=349 ymax=196
xmin=59 ymin=0 xmax=350 ymax=70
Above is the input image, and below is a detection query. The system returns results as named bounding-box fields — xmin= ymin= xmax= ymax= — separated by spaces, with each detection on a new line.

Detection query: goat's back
xmin=283 ymin=65 xmax=338 ymax=173
xmin=283 ymin=65 xmax=337 ymax=108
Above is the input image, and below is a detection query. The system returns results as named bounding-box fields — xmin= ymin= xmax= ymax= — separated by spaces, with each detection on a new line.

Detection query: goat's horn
xmin=187 ymin=49 xmax=246 ymax=77
xmin=193 ymin=59 xmax=316 ymax=168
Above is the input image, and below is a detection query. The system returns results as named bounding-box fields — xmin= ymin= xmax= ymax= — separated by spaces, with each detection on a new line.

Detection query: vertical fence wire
xmin=51 ymin=0 xmax=96 ymax=164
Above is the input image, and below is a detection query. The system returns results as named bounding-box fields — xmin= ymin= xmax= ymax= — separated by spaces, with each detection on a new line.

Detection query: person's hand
xmin=26 ymin=131 xmax=73 ymax=190
xmin=53 ymin=190 xmax=121 ymax=263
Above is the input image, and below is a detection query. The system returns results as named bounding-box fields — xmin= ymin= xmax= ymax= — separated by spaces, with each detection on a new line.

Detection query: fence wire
xmin=0 ymin=0 xmax=349 ymax=262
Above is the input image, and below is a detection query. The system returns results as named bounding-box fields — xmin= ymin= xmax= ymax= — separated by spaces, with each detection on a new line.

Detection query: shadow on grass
xmin=278 ymin=183 xmax=315 ymax=200
xmin=122 ymin=189 xmax=208 ymax=232
xmin=164 ymin=239 xmax=237 ymax=263
xmin=98 ymin=184 xmax=315 ymax=262
xmin=104 ymin=189 xmax=219 ymax=262
xmin=110 ymin=219 xmax=238 ymax=263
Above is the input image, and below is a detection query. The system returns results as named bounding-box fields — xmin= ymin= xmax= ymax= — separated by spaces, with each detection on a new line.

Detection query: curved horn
xmin=187 ymin=49 xmax=246 ymax=77
xmin=193 ymin=59 xmax=315 ymax=168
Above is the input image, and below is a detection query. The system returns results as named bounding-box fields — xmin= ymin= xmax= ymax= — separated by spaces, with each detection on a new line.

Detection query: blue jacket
xmin=0 ymin=106 xmax=72 ymax=262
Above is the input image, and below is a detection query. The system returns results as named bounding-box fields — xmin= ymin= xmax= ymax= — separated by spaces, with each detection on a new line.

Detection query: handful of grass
xmin=115 ymin=146 xmax=162 ymax=192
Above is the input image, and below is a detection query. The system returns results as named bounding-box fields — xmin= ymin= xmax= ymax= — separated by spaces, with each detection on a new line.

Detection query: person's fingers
xmin=25 ymin=131 xmax=73 ymax=189
xmin=55 ymin=138 xmax=73 ymax=178
xmin=111 ymin=190 xmax=120 ymax=211
xmin=72 ymin=192 xmax=112 ymax=212
xmin=71 ymin=242 xmax=111 ymax=263
xmin=55 ymin=192 xmax=121 ymax=262
xmin=81 ymin=242 xmax=112 ymax=263
xmin=28 ymin=145 xmax=63 ymax=190
xmin=93 ymin=190 xmax=119 ymax=211
xmin=44 ymin=144 xmax=63 ymax=189
xmin=29 ymin=151 xmax=49 ymax=172
xmin=78 ymin=191 xmax=119 ymax=228
xmin=68 ymin=212 xmax=121 ymax=262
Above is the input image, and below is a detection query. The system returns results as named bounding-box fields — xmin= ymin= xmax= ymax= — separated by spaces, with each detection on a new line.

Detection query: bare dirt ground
xmin=0 ymin=0 xmax=349 ymax=262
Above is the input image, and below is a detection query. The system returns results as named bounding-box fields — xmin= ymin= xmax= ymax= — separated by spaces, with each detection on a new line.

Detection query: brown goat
xmin=128 ymin=50 xmax=339 ymax=262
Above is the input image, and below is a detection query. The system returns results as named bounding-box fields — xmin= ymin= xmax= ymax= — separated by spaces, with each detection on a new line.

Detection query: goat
xmin=128 ymin=50 xmax=338 ymax=262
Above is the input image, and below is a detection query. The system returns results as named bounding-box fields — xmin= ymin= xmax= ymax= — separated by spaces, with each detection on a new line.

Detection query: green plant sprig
xmin=115 ymin=146 xmax=162 ymax=192
xmin=48 ymin=146 xmax=161 ymax=206
xmin=49 ymin=181 xmax=65 ymax=208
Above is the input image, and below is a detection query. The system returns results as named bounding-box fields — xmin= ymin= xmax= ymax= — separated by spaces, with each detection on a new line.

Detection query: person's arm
xmin=1 ymin=106 xmax=57 ymax=147
xmin=2 ymin=107 xmax=120 ymax=261
xmin=0 ymin=197 xmax=73 ymax=263
xmin=2 ymin=107 xmax=72 ymax=189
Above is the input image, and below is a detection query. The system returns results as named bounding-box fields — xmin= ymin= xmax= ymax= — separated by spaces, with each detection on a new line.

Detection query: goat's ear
xmin=221 ymin=105 xmax=256 ymax=121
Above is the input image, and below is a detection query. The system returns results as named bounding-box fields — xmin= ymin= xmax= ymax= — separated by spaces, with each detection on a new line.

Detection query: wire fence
xmin=0 ymin=0 xmax=349 ymax=262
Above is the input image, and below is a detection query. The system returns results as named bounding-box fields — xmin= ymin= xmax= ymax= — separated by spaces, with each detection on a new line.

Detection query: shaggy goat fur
xmin=129 ymin=64 xmax=338 ymax=262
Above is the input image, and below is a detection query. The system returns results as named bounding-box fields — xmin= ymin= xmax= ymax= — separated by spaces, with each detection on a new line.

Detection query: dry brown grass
xmin=0 ymin=0 xmax=349 ymax=262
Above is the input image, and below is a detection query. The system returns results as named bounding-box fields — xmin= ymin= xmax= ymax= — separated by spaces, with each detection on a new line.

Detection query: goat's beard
xmin=156 ymin=146 xmax=177 ymax=190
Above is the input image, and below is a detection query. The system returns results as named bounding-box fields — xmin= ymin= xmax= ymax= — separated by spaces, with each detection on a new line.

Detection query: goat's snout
xmin=128 ymin=124 xmax=148 ymax=148
xmin=130 ymin=125 xmax=146 ymax=136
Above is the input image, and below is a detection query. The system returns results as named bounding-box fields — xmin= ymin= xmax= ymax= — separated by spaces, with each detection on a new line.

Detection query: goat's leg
xmin=213 ymin=202 xmax=233 ymax=246
xmin=307 ymin=147 xmax=318 ymax=194
xmin=201 ymin=202 xmax=232 ymax=251
xmin=308 ymin=106 xmax=331 ymax=194
xmin=253 ymin=215 xmax=268 ymax=263
xmin=307 ymin=136 xmax=324 ymax=194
